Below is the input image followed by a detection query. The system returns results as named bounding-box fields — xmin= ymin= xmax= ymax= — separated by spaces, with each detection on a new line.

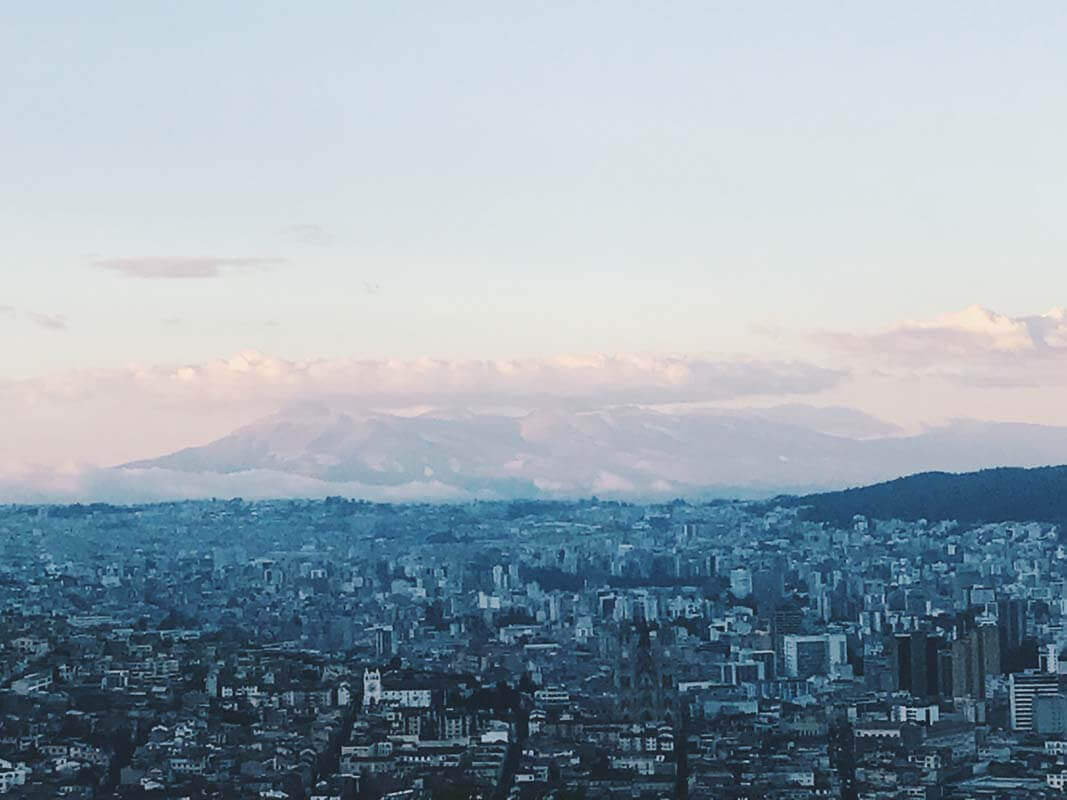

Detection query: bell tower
xmin=363 ymin=668 xmax=382 ymax=706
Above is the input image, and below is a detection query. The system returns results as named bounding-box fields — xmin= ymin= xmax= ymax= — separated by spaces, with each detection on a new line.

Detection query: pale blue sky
xmin=4 ymin=1 xmax=1067 ymax=378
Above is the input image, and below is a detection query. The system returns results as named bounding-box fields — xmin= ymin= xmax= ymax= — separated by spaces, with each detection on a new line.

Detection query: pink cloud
xmin=817 ymin=305 xmax=1067 ymax=387
xmin=0 ymin=351 xmax=844 ymax=468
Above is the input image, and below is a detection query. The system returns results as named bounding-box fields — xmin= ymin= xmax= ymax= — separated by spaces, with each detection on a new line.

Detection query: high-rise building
xmin=373 ymin=625 xmax=395 ymax=658
xmin=999 ymin=598 xmax=1027 ymax=669
xmin=937 ymin=649 xmax=954 ymax=699
xmin=782 ymin=633 xmax=846 ymax=678
xmin=947 ymin=630 xmax=987 ymax=701
xmin=1010 ymin=670 xmax=1059 ymax=731
xmin=730 ymin=568 xmax=753 ymax=598
xmin=773 ymin=604 xmax=805 ymax=662
xmin=979 ymin=624 xmax=1001 ymax=676
xmin=887 ymin=632 xmax=942 ymax=697
xmin=753 ymin=567 xmax=784 ymax=614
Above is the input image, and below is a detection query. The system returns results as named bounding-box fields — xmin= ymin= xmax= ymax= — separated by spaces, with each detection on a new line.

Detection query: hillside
xmin=779 ymin=465 xmax=1067 ymax=525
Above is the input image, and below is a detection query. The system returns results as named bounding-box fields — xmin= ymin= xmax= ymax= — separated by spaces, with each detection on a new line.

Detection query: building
xmin=782 ymin=633 xmax=846 ymax=679
xmin=891 ymin=704 xmax=940 ymax=725
xmin=0 ymin=760 xmax=30 ymax=794
xmin=730 ymin=568 xmax=753 ymax=598
xmin=11 ymin=671 xmax=53 ymax=695
xmin=1010 ymin=670 xmax=1060 ymax=731
xmin=373 ymin=625 xmax=395 ymax=658
xmin=999 ymin=598 xmax=1027 ymax=668
xmin=945 ymin=629 xmax=988 ymax=701
xmin=1035 ymin=695 xmax=1067 ymax=735
xmin=888 ymin=632 xmax=941 ymax=698
xmin=363 ymin=668 xmax=382 ymax=707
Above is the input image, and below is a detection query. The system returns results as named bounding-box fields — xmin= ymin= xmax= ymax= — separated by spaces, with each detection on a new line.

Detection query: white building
xmin=1010 ymin=670 xmax=1060 ymax=731
xmin=11 ymin=672 xmax=52 ymax=696
xmin=730 ymin=568 xmax=753 ymax=598
xmin=0 ymin=760 xmax=30 ymax=794
xmin=891 ymin=704 xmax=940 ymax=725
xmin=362 ymin=668 xmax=382 ymax=707
xmin=782 ymin=634 xmax=847 ymax=678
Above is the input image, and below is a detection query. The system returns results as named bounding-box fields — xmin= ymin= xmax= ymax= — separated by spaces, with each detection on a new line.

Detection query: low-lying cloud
xmin=0 ymin=462 xmax=482 ymax=505
xmin=94 ymin=256 xmax=286 ymax=279
xmin=152 ymin=350 xmax=847 ymax=407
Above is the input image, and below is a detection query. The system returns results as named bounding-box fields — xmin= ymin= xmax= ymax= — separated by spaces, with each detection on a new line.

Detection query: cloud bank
xmin=0 ymin=463 xmax=480 ymax=505
xmin=6 ymin=304 xmax=1067 ymax=502
xmin=819 ymin=305 xmax=1067 ymax=388
xmin=0 ymin=351 xmax=845 ymax=469
xmin=157 ymin=351 xmax=844 ymax=405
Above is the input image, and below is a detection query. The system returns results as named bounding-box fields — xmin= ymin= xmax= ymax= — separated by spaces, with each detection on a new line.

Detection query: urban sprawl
xmin=1 ymin=497 xmax=1065 ymax=799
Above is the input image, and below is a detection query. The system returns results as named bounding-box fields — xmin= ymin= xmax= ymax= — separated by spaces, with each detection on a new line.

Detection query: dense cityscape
xmin=8 ymin=2 xmax=1066 ymax=799
xmin=2 ymin=496 xmax=1066 ymax=799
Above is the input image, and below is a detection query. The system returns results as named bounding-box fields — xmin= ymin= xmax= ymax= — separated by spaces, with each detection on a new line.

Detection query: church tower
xmin=614 ymin=622 xmax=673 ymax=722
xmin=363 ymin=668 xmax=382 ymax=706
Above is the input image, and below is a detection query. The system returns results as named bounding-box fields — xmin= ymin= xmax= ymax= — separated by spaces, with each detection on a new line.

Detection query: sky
xmin=4 ymin=2 xmax=1067 ymax=478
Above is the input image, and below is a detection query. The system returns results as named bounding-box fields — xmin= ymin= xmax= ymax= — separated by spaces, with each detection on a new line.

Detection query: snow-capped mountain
xmin=109 ymin=404 xmax=1067 ymax=501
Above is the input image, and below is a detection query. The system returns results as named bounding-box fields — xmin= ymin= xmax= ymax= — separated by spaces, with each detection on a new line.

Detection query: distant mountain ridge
xmin=779 ymin=465 xmax=1067 ymax=525
xmin=115 ymin=404 xmax=1067 ymax=501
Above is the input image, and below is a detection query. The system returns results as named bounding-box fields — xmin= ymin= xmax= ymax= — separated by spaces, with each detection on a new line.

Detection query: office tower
xmin=782 ymin=633 xmax=846 ymax=678
xmin=730 ymin=568 xmax=753 ymax=598
xmin=947 ymin=630 xmax=987 ymax=701
xmin=753 ymin=567 xmax=784 ymax=614
xmin=773 ymin=603 xmax=805 ymax=662
xmin=373 ymin=624 xmax=395 ymax=658
xmin=979 ymin=624 xmax=1001 ymax=676
xmin=1010 ymin=670 xmax=1059 ymax=731
xmin=888 ymin=632 xmax=941 ymax=697
xmin=925 ymin=635 xmax=943 ymax=697
xmin=937 ymin=649 xmax=954 ymax=700
xmin=888 ymin=633 xmax=913 ymax=693
xmin=999 ymin=598 xmax=1026 ymax=669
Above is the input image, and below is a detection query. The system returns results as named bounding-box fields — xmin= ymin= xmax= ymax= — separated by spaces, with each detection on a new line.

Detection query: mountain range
xmin=107 ymin=403 xmax=1067 ymax=502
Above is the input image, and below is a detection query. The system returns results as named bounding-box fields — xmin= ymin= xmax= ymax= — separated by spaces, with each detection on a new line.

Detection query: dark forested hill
xmin=776 ymin=465 xmax=1067 ymax=525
